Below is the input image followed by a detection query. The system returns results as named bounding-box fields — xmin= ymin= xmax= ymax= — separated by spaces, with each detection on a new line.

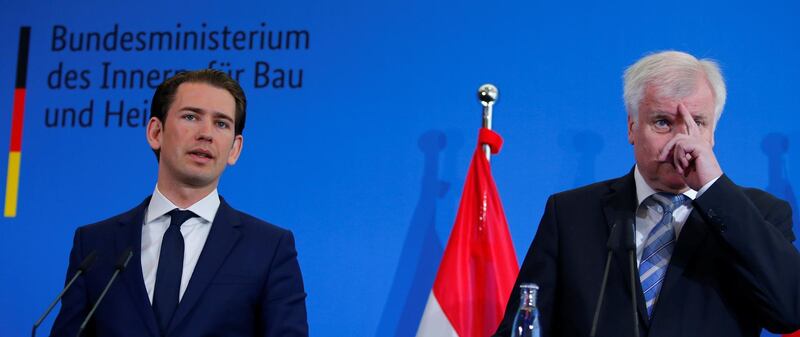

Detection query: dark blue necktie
xmin=152 ymin=209 xmax=195 ymax=335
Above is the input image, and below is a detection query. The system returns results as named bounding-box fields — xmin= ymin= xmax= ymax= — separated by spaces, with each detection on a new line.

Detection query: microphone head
xmin=78 ymin=250 xmax=98 ymax=272
xmin=606 ymin=223 xmax=620 ymax=249
xmin=477 ymin=84 xmax=498 ymax=106
xmin=622 ymin=217 xmax=636 ymax=250
xmin=115 ymin=248 xmax=134 ymax=271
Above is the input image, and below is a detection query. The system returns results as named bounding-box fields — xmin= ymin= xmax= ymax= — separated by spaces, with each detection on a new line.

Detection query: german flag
xmin=4 ymin=26 xmax=30 ymax=218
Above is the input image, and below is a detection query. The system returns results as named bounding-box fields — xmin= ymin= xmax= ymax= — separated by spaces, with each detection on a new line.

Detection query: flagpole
xmin=478 ymin=84 xmax=499 ymax=161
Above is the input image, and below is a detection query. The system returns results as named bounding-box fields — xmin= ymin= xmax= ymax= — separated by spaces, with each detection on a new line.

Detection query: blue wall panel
xmin=1 ymin=1 xmax=798 ymax=336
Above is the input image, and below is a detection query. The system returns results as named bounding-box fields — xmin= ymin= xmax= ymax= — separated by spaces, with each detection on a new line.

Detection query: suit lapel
xmin=167 ymin=198 xmax=242 ymax=335
xmin=114 ymin=197 xmax=160 ymax=337
xmin=656 ymin=208 xmax=710 ymax=311
xmin=601 ymin=170 xmax=651 ymax=327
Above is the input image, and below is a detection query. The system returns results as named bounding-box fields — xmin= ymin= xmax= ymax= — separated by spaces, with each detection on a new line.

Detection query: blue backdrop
xmin=1 ymin=1 xmax=798 ymax=336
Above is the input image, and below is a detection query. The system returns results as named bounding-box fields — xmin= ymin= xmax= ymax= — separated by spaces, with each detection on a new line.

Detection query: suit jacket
xmin=50 ymin=197 xmax=308 ymax=337
xmin=494 ymin=171 xmax=800 ymax=337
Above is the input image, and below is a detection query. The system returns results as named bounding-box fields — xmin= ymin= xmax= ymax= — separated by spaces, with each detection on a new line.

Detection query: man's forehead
xmin=644 ymin=91 xmax=714 ymax=116
xmin=647 ymin=106 xmax=712 ymax=118
xmin=171 ymin=82 xmax=236 ymax=115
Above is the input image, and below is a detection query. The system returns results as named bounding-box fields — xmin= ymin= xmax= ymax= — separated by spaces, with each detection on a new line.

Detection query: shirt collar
xmin=145 ymin=186 xmax=220 ymax=224
xmin=633 ymin=165 xmax=697 ymax=207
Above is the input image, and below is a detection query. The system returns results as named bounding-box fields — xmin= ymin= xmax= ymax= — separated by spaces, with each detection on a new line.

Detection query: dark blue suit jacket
xmin=50 ymin=197 xmax=308 ymax=337
xmin=494 ymin=172 xmax=800 ymax=337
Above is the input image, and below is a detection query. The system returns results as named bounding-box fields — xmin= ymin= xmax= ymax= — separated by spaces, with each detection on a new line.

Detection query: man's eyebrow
xmin=213 ymin=111 xmax=234 ymax=122
xmin=179 ymin=106 xmax=233 ymax=122
xmin=650 ymin=111 xmax=675 ymax=118
xmin=180 ymin=106 xmax=206 ymax=114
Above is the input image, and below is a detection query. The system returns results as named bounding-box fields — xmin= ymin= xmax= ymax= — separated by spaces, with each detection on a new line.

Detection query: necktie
xmin=152 ymin=209 xmax=196 ymax=334
xmin=639 ymin=193 xmax=688 ymax=317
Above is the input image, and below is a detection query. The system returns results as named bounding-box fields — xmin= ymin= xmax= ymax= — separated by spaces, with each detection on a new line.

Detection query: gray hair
xmin=623 ymin=51 xmax=726 ymax=126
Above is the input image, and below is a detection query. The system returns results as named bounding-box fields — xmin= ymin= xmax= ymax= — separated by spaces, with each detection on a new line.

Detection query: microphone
xmin=31 ymin=250 xmax=97 ymax=337
xmin=75 ymin=248 xmax=133 ymax=337
xmin=589 ymin=223 xmax=620 ymax=337
xmin=623 ymin=218 xmax=640 ymax=337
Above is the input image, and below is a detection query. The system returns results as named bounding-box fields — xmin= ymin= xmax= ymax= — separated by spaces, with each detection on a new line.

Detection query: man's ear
xmin=146 ymin=117 xmax=163 ymax=152
xmin=627 ymin=114 xmax=636 ymax=145
xmin=710 ymin=131 xmax=715 ymax=147
xmin=227 ymin=135 xmax=243 ymax=165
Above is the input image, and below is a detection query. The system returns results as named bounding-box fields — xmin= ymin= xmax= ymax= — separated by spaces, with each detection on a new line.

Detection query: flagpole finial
xmin=477 ymin=84 xmax=498 ymax=160
xmin=478 ymin=84 xmax=498 ymax=107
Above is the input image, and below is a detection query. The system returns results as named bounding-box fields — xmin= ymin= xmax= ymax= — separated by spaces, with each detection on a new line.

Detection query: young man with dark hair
xmin=51 ymin=69 xmax=308 ymax=337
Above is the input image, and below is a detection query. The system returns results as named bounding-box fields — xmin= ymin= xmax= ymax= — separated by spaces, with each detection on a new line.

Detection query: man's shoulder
xmin=714 ymin=175 xmax=789 ymax=210
xmin=78 ymin=197 xmax=151 ymax=233
xmin=222 ymin=201 xmax=293 ymax=238
xmin=739 ymin=184 xmax=785 ymax=206
xmin=549 ymin=174 xmax=629 ymax=203
xmin=233 ymin=208 xmax=290 ymax=232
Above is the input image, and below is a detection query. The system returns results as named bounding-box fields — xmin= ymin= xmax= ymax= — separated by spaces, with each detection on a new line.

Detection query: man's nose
xmin=674 ymin=119 xmax=688 ymax=134
xmin=196 ymin=120 xmax=214 ymax=141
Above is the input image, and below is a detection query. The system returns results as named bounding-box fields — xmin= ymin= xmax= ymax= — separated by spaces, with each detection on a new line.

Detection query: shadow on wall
xmin=761 ymin=133 xmax=800 ymax=250
xmin=559 ymin=130 xmax=605 ymax=188
xmin=375 ymin=130 xmax=450 ymax=336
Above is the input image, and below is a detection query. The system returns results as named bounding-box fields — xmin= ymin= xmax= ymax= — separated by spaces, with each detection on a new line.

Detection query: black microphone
xmin=589 ymin=223 xmax=620 ymax=337
xmin=623 ymin=218 xmax=640 ymax=337
xmin=75 ymin=248 xmax=133 ymax=337
xmin=31 ymin=250 xmax=97 ymax=337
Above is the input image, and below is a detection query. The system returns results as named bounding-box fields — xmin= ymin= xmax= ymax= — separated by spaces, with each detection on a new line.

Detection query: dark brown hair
xmin=149 ymin=69 xmax=247 ymax=158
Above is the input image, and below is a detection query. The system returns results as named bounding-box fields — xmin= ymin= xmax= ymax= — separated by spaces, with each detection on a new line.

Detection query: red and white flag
xmin=416 ymin=128 xmax=519 ymax=337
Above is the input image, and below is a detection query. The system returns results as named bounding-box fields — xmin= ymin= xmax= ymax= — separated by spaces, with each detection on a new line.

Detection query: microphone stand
xmin=75 ymin=248 xmax=133 ymax=337
xmin=32 ymin=251 xmax=97 ymax=337
xmin=589 ymin=224 xmax=620 ymax=337
xmin=624 ymin=219 xmax=640 ymax=337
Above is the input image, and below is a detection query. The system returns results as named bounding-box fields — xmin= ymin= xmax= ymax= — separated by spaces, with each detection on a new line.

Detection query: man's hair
xmin=623 ymin=50 xmax=726 ymax=126
xmin=149 ymin=69 xmax=247 ymax=158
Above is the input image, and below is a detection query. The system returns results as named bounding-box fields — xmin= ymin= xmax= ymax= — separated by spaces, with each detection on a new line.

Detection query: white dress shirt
xmin=633 ymin=166 xmax=719 ymax=264
xmin=141 ymin=187 xmax=219 ymax=303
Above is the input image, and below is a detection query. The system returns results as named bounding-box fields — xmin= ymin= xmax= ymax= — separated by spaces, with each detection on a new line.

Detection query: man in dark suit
xmin=50 ymin=69 xmax=308 ymax=337
xmin=494 ymin=51 xmax=800 ymax=336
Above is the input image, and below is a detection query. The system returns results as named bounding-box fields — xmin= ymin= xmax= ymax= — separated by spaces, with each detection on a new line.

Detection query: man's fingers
xmin=680 ymin=149 xmax=690 ymax=168
xmin=676 ymin=142 xmax=690 ymax=173
xmin=659 ymin=134 xmax=689 ymax=161
xmin=678 ymin=103 xmax=700 ymax=136
xmin=659 ymin=137 xmax=679 ymax=161
xmin=666 ymin=136 xmax=698 ymax=175
xmin=674 ymin=145 xmax=684 ymax=175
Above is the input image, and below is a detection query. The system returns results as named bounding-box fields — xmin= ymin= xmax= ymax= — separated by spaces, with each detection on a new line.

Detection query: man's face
xmin=147 ymin=82 xmax=243 ymax=190
xmin=628 ymin=78 xmax=716 ymax=193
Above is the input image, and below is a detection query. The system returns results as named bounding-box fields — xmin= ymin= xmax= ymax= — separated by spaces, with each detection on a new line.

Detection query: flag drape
xmin=416 ymin=128 xmax=519 ymax=337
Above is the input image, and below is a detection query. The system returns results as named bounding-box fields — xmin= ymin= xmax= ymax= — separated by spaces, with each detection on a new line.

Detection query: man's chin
xmin=654 ymin=178 xmax=690 ymax=193
xmin=179 ymin=172 xmax=218 ymax=189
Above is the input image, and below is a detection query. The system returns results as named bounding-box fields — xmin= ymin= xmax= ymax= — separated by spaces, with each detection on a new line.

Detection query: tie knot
xmin=652 ymin=193 xmax=689 ymax=214
xmin=167 ymin=209 xmax=196 ymax=228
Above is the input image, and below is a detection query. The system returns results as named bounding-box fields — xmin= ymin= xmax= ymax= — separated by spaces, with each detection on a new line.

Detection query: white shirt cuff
xmin=695 ymin=175 xmax=722 ymax=198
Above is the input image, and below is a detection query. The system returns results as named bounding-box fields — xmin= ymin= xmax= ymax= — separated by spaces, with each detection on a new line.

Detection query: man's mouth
xmin=188 ymin=149 xmax=214 ymax=160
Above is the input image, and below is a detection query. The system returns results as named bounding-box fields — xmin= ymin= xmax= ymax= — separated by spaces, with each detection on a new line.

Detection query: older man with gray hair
xmin=494 ymin=50 xmax=800 ymax=337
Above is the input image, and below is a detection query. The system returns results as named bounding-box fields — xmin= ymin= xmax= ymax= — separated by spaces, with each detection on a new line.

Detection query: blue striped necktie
xmin=639 ymin=193 xmax=688 ymax=317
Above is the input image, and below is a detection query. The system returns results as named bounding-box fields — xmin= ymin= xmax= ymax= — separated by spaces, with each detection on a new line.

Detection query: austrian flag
xmin=416 ymin=128 xmax=519 ymax=337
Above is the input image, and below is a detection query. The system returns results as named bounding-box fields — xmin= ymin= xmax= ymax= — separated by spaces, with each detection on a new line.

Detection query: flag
xmin=416 ymin=128 xmax=519 ymax=337
xmin=786 ymin=331 xmax=800 ymax=337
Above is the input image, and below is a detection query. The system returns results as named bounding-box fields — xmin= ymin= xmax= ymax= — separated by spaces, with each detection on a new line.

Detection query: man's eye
xmin=183 ymin=114 xmax=197 ymax=121
xmin=654 ymin=119 xmax=671 ymax=130
xmin=216 ymin=121 xmax=229 ymax=129
xmin=694 ymin=119 xmax=705 ymax=127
